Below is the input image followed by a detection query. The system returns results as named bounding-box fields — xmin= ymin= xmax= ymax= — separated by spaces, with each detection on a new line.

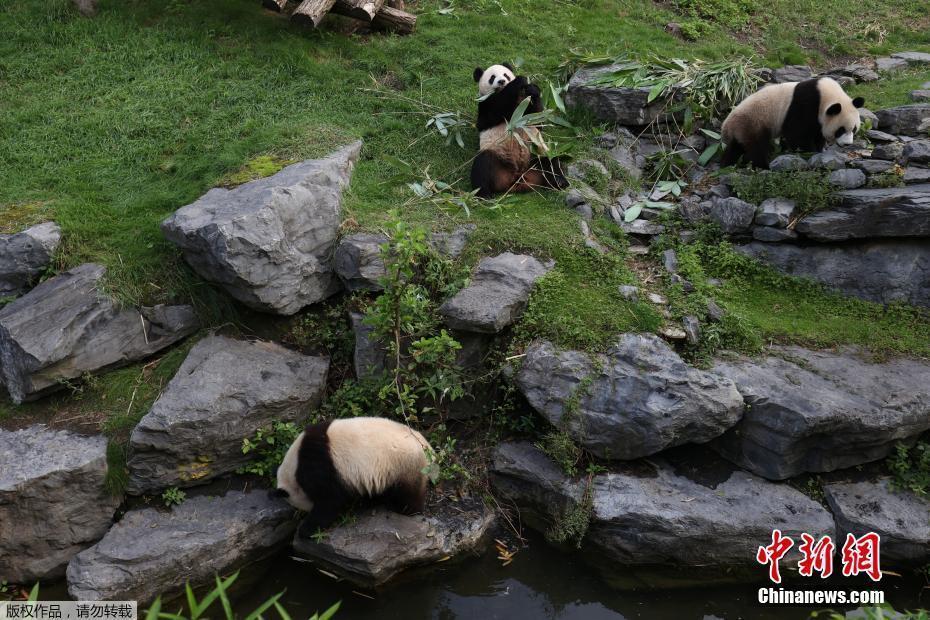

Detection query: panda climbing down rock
xmin=720 ymin=77 xmax=865 ymax=169
xmin=470 ymin=63 xmax=567 ymax=197
xmin=272 ymin=417 xmax=433 ymax=531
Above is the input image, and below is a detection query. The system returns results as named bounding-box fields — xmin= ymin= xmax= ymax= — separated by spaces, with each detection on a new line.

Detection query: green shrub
xmin=730 ymin=169 xmax=838 ymax=219
xmin=238 ymin=421 xmax=301 ymax=482
xmin=888 ymin=441 xmax=930 ymax=497
xmin=161 ymin=487 xmax=186 ymax=508
xmin=536 ymin=430 xmax=583 ymax=476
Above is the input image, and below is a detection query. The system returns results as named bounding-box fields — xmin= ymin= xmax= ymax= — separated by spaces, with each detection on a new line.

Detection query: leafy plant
xmin=421 ymin=424 xmax=469 ymax=484
xmin=730 ymin=169 xmax=838 ymax=224
xmin=161 ymin=487 xmax=186 ymax=508
xmin=238 ymin=421 xmax=301 ymax=482
xmin=426 ymin=111 xmax=470 ymax=149
xmin=888 ymin=441 xmax=930 ymax=497
xmin=546 ymin=473 xmax=595 ymax=548
xmin=536 ymin=430 xmax=582 ymax=476
xmin=623 ymin=198 xmax=675 ymax=223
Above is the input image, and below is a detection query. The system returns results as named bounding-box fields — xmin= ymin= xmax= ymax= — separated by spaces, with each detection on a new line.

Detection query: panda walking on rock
xmin=470 ymin=63 xmax=568 ymax=197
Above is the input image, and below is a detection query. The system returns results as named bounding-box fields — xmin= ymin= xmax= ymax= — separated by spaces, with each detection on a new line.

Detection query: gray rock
xmin=333 ymin=233 xmax=388 ymax=292
xmin=708 ymin=197 xmax=756 ymax=234
xmin=850 ymin=159 xmax=895 ymax=174
xmin=565 ymin=64 xmax=680 ymax=125
xmin=161 ymin=142 xmax=362 ymax=315
xmin=0 ymin=222 xmax=61 ymax=297
xmin=678 ymin=230 xmax=698 ymax=244
xmin=607 ymin=142 xmax=644 ymax=180
xmin=565 ymin=189 xmax=586 ymax=208
xmin=67 ymin=491 xmax=295 ymax=603
xmin=808 ymin=150 xmax=849 ymax=170
xmin=575 ymin=204 xmax=594 ymax=221
xmin=920 ymin=119 xmax=930 ymax=134
xmin=707 ymin=184 xmax=730 ymax=199
xmin=646 ymin=292 xmax=667 ymax=305
xmin=595 ymin=132 xmax=620 ymax=149
xmin=737 ymin=240 xmax=930 ymax=307
xmin=712 ymin=346 xmax=930 ymax=479
xmin=826 ymin=64 xmax=880 ymax=83
xmin=682 ymin=315 xmax=700 ymax=345
xmin=567 ymin=159 xmax=609 ymax=184
xmin=858 ymin=108 xmax=879 ymax=129
xmin=617 ymin=285 xmax=639 ymax=302
xmin=872 ymin=142 xmax=905 ymax=161
xmin=0 ymin=427 xmax=120 ymax=583
xmin=670 ymin=273 xmax=694 ymax=292
xmin=350 ymin=311 xmax=389 ymax=380
xmin=865 ymin=130 xmax=898 ymax=143
xmin=769 ymin=154 xmax=809 ymax=171
xmin=515 ymin=335 xmax=744 ymax=460
xmin=755 ymin=198 xmax=796 ymax=227
xmin=619 ymin=218 xmax=666 ymax=236
xmin=824 ymin=478 xmax=930 ymax=565
xmin=752 ymin=226 xmax=799 ymax=242
xmin=439 ymin=253 xmax=552 ymax=333
xmin=0 ymin=264 xmax=197 ymax=403
xmin=904 ymin=167 xmax=930 ymax=184
xmin=662 ymin=249 xmax=678 ymax=273
xmin=706 ymin=299 xmax=726 ymax=322
xmin=874 ymin=105 xmax=930 ymax=137
xmin=491 ymin=442 xmax=834 ymax=583
xmin=911 ymin=90 xmax=930 ymax=102
xmin=774 ymin=65 xmax=812 ymax=83
xmin=903 ymin=140 xmax=930 ymax=164
xmin=828 ymin=168 xmax=867 ymax=189
xmin=126 ymin=336 xmax=328 ymax=494
xmin=875 ymin=57 xmax=908 ymax=72
xmin=892 ymin=51 xmax=930 ymax=64
xmin=292 ymin=500 xmax=494 ymax=587
xmin=429 ymin=225 xmax=476 ymax=259
xmin=795 ymin=184 xmax=930 ymax=241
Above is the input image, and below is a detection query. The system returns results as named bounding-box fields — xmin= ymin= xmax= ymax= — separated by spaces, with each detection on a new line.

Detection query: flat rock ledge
xmin=161 ymin=142 xmax=362 ymax=315
xmin=0 ymin=222 xmax=61 ymax=297
xmin=126 ymin=336 xmax=329 ymax=495
xmin=824 ymin=478 xmax=930 ymax=565
xmin=292 ymin=499 xmax=495 ymax=587
xmin=491 ymin=442 xmax=834 ymax=587
xmin=516 ymin=334 xmax=744 ymax=460
xmin=794 ymin=184 xmax=930 ymax=241
xmin=439 ymin=252 xmax=553 ymax=333
xmin=712 ymin=346 xmax=930 ymax=480
xmin=0 ymin=263 xmax=197 ymax=403
xmin=66 ymin=491 xmax=296 ymax=603
xmin=0 ymin=427 xmax=120 ymax=584
xmin=565 ymin=64 xmax=680 ymax=126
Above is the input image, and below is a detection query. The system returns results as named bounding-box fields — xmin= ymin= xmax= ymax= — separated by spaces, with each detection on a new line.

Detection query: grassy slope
xmin=1 ymin=0 xmax=929 ymax=431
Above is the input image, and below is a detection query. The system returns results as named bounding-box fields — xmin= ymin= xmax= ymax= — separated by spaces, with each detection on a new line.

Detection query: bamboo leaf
xmin=623 ymin=203 xmax=643 ymax=222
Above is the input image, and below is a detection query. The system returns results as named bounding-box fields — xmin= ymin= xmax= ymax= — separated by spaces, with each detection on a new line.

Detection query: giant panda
xmin=272 ymin=417 xmax=433 ymax=530
xmin=720 ymin=77 xmax=865 ymax=169
xmin=470 ymin=63 xmax=567 ymax=197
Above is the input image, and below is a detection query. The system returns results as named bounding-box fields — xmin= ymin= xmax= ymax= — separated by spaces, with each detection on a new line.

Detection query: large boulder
xmin=903 ymin=140 xmax=930 ymax=165
xmin=0 ymin=427 xmax=120 ymax=583
xmin=565 ymin=64 xmax=679 ymax=125
xmin=794 ymin=184 xmax=930 ymax=241
xmin=515 ymin=335 xmax=744 ymax=460
xmin=439 ymin=253 xmax=553 ymax=333
xmin=737 ymin=240 xmax=930 ymax=308
xmin=0 ymin=263 xmax=197 ymax=403
xmin=126 ymin=336 xmax=329 ymax=494
xmin=292 ymin=500 xmax=495 ymax=587
xmin=0 ymin=222 xmax=61 ymax=297
xmin=824 ymin=478 xmax=930 ymax=565
xmin=707 ymin=197 xmax=756 ymax=234
xmin=161 ymin=142 xmax=362 ymax=315
xmin=711 ymin=346 xmax=930 ymax=479
xmin=66 ymin=491 xmax=295 ymax=603
xmin=491 ymin=442 xmax=834 ymax=586
xmin=874 ymin=105 xmax=930 ymax=137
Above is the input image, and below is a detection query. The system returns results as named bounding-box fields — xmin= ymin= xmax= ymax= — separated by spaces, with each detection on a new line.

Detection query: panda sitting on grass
xmin=470 ymin=62 xmax=567 ymax=197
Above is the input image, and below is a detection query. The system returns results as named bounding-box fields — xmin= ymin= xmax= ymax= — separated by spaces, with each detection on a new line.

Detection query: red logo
xmin=756 ymin=529 xmax=794 ymax=584
xmin=798 ymin=534 xmax=835 ymax=578
xmin=840 ymin=532 xmax=882 ymax=582
xmin=756 ymin=531 xmax=881 ymax=583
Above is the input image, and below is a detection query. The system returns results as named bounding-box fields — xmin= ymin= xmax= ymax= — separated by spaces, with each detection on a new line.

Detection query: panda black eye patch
xmin=488 ymin=74 xmax=495 ymax=85
xmin=835 ymin=127 xmax=847 ymax=138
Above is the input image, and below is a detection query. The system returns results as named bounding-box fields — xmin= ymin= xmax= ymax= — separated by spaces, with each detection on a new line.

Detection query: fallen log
xmin=291 ymin=0 xmax=337 ymax=26
xmin=332 ymin=0 xmax=384 ymax=21
xmin=263 ymin=0 xmax=288 ymax=11
xmin=371 ymin=5 xmax=416 ymax=34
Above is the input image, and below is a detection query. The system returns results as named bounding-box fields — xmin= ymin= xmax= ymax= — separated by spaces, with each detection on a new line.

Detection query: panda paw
xmin=523 ymin=83 xmax=541 ymax=99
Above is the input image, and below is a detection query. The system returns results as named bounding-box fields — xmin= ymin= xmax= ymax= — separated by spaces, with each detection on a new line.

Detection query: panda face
xmin=273 ymin=432 xmax=315 ymax=512
xmin=819 ymin=80 xmax=865 ymax=147
xmin=474 ymin=64 xmax=515 ymax=97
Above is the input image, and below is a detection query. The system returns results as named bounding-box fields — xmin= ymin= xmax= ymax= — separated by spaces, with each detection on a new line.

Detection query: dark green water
xmin=234 ymin=530 xmax=927 ymax=620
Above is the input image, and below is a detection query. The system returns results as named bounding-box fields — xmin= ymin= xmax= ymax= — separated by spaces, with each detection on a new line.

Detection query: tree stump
xmin=332 ymin=0 xmax=385 ymax=21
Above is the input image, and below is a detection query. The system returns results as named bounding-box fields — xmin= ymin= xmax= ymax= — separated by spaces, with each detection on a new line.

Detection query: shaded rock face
xmin=769 ymin=154 xmax=808 ymax=171
xmin=333 ymin=232 xmax=388 ymax=292
xmin=349 ymin=311 xmax=389 ymax=380
xmin=0 ymin=264 xmax=198 ymax=403
xmin=794 ymin=184 xmax=930 ymax=241
xmin=0 ymin=222 xmax=61 ymax=297
xmin=707 ymin=198 xmax=756 ymax=235
xmin=161 ymin=142 xmax=362 ymax=315
xmin=515 ymin=335 xmax=744 ymax=460
xmin=565 ymin=64 xmax=678 ymax=125
xmin=126 ymin=336 xmax=329 ymax=494
xmin=0 ymin=427 xmax=120 ymax=583
xmin=67 ymin=491 xmax=296 ymax=603
xmin=824 ymin=478 xmax=930 ymax=565
xmin=773 ymin=65 xmax=812 ymax=83
xmin=439 ymin=253 xmax=553 ymax=333
xmin=737 ymin=240 xmax=930 ymax=308
xmin=874 ymin=104 xmax=930 ymax=137
xmin=292 ymin=500 xmax=495 ymax=587
xmin=711 ymin=346 xmax=930 ymax=480
xmin=491 ymin=442 xmax=834 ymax=585
xmin=903 ymin=140 xmax=930 ymax=165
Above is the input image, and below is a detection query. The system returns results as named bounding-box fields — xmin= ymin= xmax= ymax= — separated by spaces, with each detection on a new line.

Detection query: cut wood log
xmin=332 ymin=0 xmax=384 ymax=21
xmin=385 ymin=0 xmax=405 ymax=8
xmin=371 ymin=5 xmax=416 ymax=34
xmin=291 ymin=0 xmax=337 ymax=26
xmin=262 ymin=0 xmax=288 ymax=11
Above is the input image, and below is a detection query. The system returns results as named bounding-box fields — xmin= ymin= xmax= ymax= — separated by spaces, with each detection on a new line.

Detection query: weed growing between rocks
xmin=238 ymin=421 xmax=302 ymax=483
xmin=161 ymin=486 xmax=186 ymax=508
xmin=730 ymin=169 xmax=838 ymax=222
xmin=546 ymin=471 xmax=596 ymax=549
xmin=888 ymin=441 xmax=930 ymax=497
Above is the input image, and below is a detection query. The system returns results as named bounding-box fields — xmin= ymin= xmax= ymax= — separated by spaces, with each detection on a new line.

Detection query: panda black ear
xmin=852 ymin=96 xmax=865 ymax=108
xmin=826 ymin=103 xmax=842 ymax=116
xmin=503 ymin=62 xmax=515 ymax=71
xmin=473 ymin=67 xmax=484 ymax=82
